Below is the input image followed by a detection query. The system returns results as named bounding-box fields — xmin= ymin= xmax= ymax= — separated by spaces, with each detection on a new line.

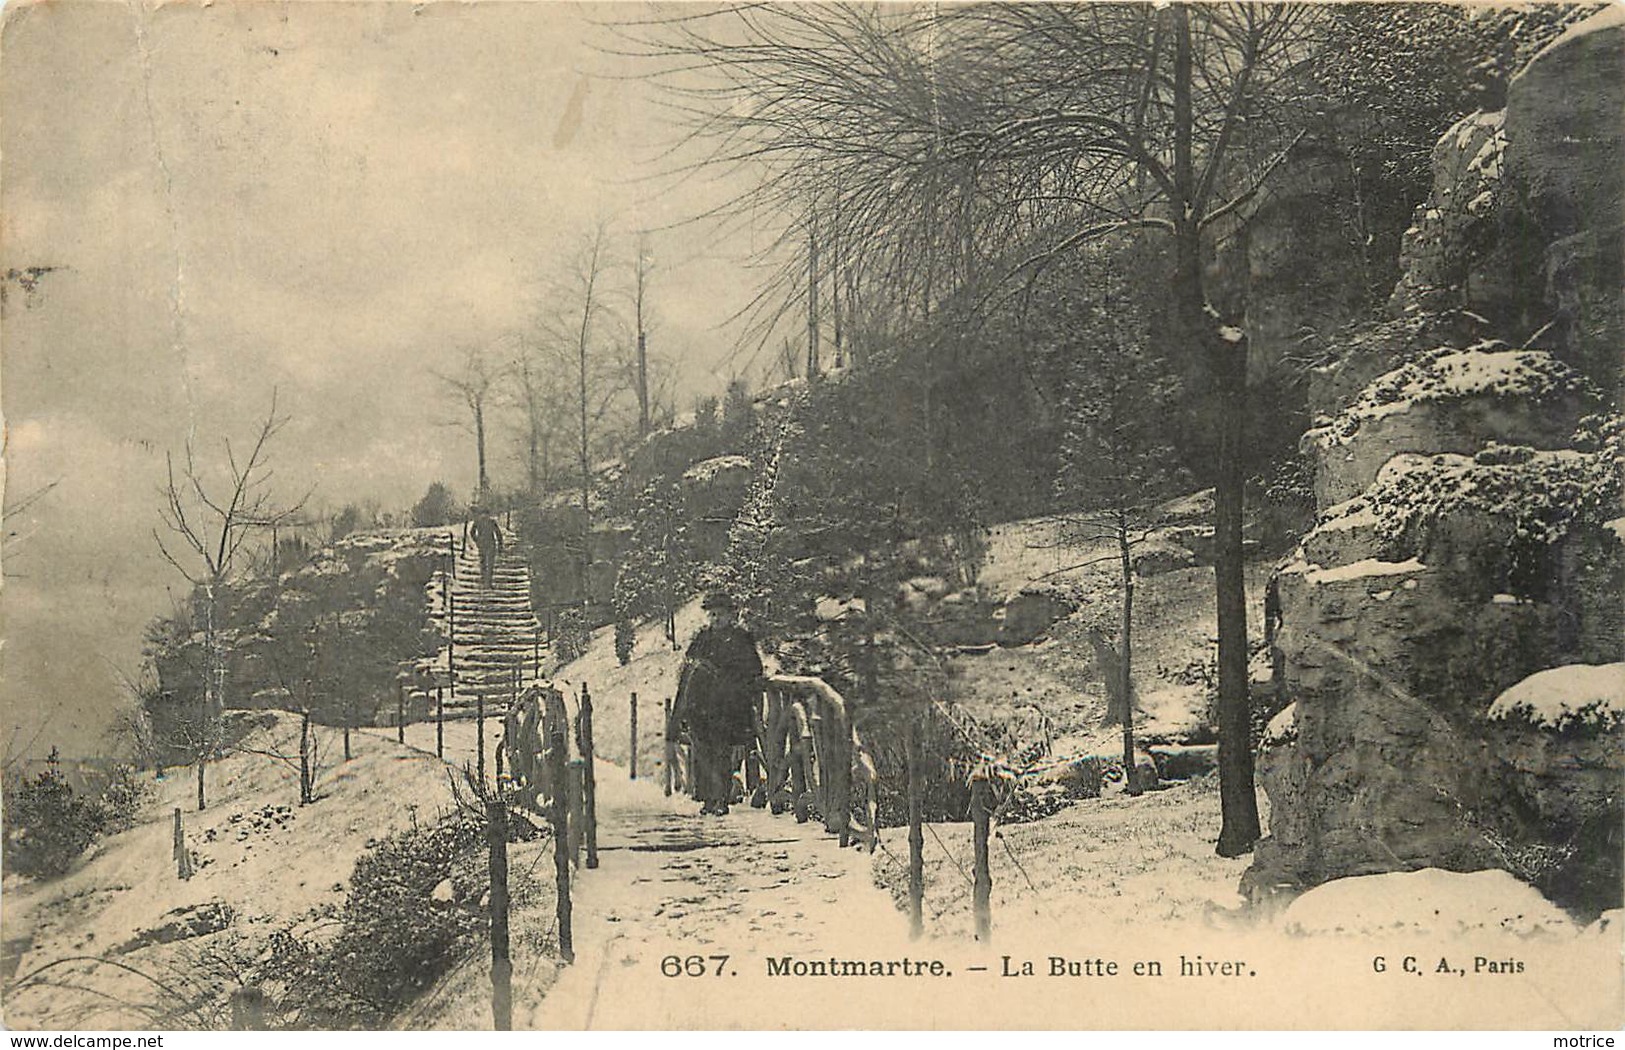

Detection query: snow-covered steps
xmin=414 ymin=524 xmax=545 ymax=716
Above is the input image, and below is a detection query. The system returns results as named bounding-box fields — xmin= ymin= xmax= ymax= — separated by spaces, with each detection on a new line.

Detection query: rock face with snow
xmin=1384 ymin=10 xmax=1624 ymax=393
xmin=1486 ymin=664 xmax=1625 ymax=910
xmin=1501 ymin=8 xmax=1625 ymax=391
xmin=1248 ymin=24 xmax=1625 ymax=914
xmin=1304 ymin=346 xmax=1602 ymax=508
xmin=1388 ymin=110 xmax=1508 ymax=319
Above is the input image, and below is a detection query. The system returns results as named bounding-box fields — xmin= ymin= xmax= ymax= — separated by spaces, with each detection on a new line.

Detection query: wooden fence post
xmin=396 ymin=682 xmax=405 ymax=744
xmin=971 ymin=767 xmax=993 ymax=944
xmin=629 ymin=692 xmax=638 ymax=780
xmin=299 ymin=710 xmax=313 ymax=805
xmin=907 ymin=714 xmax=924 ymax=940
xmin=568 ymin=759 xmax=586 ymax=866
xmin=819 ymin=694 xmax=853 ymax=845
xmin=547 ymin=726 xmax=574 ymax=964
xmin=448 ymin=591 xmax=457 ymax=705
xmin=436 ymin=685 xmax=445 ymax=759
xmin=662 ymin=696 xmax=675 ymax=798
xmin=477 ymin=690 xmax=487 ymax=787
xmin=486 ymin=798 xmax=512 ymax=1031
xmin=172 ymin=807 xmax=193 ymax=879
xmin=791 ymin=702 xmax=811 ymax=824
xmin=579 ymin=684 xmax=598 ymax=869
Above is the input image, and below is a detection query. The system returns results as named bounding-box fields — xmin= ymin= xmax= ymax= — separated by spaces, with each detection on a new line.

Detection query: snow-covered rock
xmin=1503 ymin=5 xmax=1625 ymax=389
xmin=1487 ymin=663 xmax=1625 ymax=733
xmin=1281 ymin=868 xmax=1574 ymax=937
xmin=1389 ymin=111 xmax=1507 ymax=318
xmin=1305 ymin=347 xmax=1599 ymax=508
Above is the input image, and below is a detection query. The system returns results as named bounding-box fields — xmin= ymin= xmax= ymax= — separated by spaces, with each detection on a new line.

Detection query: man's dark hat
xmin=701 ymin=589 xmax=737 ymax=611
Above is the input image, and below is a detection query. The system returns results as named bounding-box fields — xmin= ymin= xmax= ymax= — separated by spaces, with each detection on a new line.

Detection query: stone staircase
xmin=417 ymin=523 xmax=544 ymax=717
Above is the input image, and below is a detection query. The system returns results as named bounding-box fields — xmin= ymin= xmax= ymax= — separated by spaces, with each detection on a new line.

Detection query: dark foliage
xmin=2 ymin=749 xmax=108 ymax=878
xmin=261 ymin=815 xmax=489 ymax=1028
xmin=410 ymin=482 xmax=461 ymax=528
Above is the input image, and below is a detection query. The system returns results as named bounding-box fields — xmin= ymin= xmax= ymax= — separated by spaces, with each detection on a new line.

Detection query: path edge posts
xmin=906 ymin=712 xmax=924 ymax=939
xmin=580 ymin=683 xmax=599 ymax=869
xmin=547 ymin=724 xmax=574 ymax=965
xmin=629 ymin=691 xmax=638 ymax=780
xmin=477 ymin=690 xmax=487 ymax=788
xmin=971 ymin=765 xmax=993 ymax=944
xmin=662 ymin=696 xmax=675 ymax=798
xmin=486 ymin=798 xmax=512 ymax=1031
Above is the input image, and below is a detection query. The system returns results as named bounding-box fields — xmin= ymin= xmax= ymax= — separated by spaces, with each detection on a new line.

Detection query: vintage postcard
xmin=2 ymin=0 xmax=1621 ymax=1033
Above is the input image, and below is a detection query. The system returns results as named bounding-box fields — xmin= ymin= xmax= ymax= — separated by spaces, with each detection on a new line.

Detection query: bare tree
xmin=153 ymin=390 xmax=307 ymax=810
xmin=629 ymin=2 xmax=1316 ymax=855
xmin=508 ymin=335 xmax=570 ymax=497
xmin=433 ymin=344 xmax=508 ymax=505
xmin=634 ymin=233 xmax=655 ymax=439
xmin=535 ymin=221 xmax=634 ymax=595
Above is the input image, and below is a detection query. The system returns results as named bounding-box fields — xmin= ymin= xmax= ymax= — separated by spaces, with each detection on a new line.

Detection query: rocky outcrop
xmin=998 ymin=586 xmax=1078 ymax=646
xmin=1502 ymin=8 xmax=1625 ymax=391
xmin=681 ymin=454 xmax=753 ymax=560
xmin=1485 ymin=664 xmax=1625 ymax=911
xmin=1388 ymin=110 xmax=1508 ymax=318
xmin=147 ymin=530 xmax=449 ymax=761
xmin=1384 ymin=8 xmax=1624 ymax=393
xmin=1304 ymin=345 xmax=1602 ymax=507
xmin=1248 ymin=17 xmax=1625 ymax=915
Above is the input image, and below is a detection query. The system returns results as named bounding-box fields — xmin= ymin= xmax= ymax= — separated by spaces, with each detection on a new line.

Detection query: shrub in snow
xmin=1 ymin=749 xmax=108 ymax=878
xmin=1486 ymin=663 xmax=1625 ymax=734
xmin=552 ymin=607 xmax=591 ymax=664
xmin=613 ymin=619 xmax=636 ymax=666
xmin=328 ymin=815 xmax=487 ymax=1018
xmin=254 ymin=815 xmax=490 ymax=1026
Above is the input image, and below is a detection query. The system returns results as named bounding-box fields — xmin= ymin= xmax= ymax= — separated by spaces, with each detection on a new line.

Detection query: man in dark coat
xmin=672 ymin=590 xmax=763 ymax=816
xmin=468 ymin=509 xmax=502 ymax=588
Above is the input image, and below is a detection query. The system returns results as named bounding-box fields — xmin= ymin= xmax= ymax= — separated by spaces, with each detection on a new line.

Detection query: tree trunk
xmin=906 ymin=712 xmax=924 ymax=939
xmin=299 ymin=709 xmax=312 ymax=805
xmin=527 ymin=412 xmax=541 ymax=497
xmin=1117 ymin=517 xmax=1140 ymax=795
xmin=636 ymin=330 xmax=650 ymax=439
xmin=475 ymin=400 xmax=489 ymax=502
xmin=1167 ymin=2 xmax=1258 ymax=857
xmin=577 ymin=292 xmax=593 ymax=594
xmin=806 ymin=211 xmax=820 ymax=381
xmin=1213 ymin=325 xmax=1259 ymax=855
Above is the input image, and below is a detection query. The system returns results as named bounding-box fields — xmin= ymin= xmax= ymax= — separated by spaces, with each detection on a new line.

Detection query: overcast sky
xmin=1 ymin=0 xmax=775 ymax=759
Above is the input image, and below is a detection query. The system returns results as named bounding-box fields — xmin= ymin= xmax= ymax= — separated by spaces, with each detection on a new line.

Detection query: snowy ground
xmin=7 ymin=713 xmax=1619 ymax=1029
xmin=2 ymin=715 xmax=465 ymax=1029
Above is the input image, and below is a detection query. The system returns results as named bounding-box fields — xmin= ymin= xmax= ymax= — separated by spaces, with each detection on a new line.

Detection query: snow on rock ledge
xmin=1303 ymin=346 xmax=1600 ymax=508
xmin=1487 ymin=662 xmax=1625 ymax=733
xmin=1262 ymin=702 xmax=1298 ymax=748
xmin=1281 ymin=868 xmax=1575 ymax=937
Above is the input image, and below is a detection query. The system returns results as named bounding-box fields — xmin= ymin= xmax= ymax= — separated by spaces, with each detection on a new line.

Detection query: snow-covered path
xmin=373 ymin=718 xmax=915 ymax=1030
xmin=526 ymin=772 xmax=913 ymax=1029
